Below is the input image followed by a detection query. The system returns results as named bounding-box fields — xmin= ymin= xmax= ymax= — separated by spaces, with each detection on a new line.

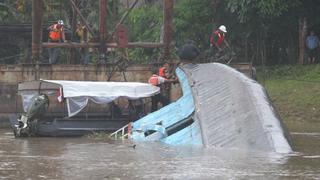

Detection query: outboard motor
xmin=14 ymin=94 xmax=49 ymax=137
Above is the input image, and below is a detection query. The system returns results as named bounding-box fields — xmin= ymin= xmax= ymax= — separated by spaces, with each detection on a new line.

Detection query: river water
xmin=0 ymin=127 xmax=319 ymax=180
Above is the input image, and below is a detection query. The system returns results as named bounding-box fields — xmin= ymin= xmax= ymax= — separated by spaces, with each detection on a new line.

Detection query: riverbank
xmin=257 ymin=64 xmax=320 ymax=133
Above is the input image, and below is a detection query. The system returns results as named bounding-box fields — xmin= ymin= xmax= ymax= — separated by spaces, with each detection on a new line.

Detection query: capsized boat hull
xmin=131 ymin=63 xmax=292 ymax=153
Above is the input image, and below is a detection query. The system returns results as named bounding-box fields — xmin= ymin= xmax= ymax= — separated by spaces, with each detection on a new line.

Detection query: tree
xmin=223 ymin=0 xmax=301 ymax=65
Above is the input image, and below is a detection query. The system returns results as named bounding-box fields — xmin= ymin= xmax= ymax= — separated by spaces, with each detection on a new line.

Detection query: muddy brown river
xmin=0 ymin=126 xmax=319 ymax=180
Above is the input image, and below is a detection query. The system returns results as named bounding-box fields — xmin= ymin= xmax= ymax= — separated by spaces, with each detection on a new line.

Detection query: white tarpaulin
xmin=20 ymin=80 xmax=160 ymax=117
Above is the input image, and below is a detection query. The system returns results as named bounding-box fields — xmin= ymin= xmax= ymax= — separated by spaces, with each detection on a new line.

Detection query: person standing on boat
xmin=148 ymin=68 xmax=175 ymax=112
xmin=159 ymin=62 xmax=170 ymax=78
xmin=158 ymin=61 xmax=174 ymax=101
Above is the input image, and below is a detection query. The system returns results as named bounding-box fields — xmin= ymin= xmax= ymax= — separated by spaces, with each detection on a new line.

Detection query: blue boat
xmin=129 ymin=63 xmax=292 ymax=153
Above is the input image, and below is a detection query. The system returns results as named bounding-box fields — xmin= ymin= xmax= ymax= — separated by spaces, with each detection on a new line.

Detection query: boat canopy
xmin=18 ymin=80 xmax=160 ymax=117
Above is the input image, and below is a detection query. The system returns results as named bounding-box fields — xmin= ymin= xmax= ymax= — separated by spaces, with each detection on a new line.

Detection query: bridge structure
xmin=30 ymin=0 xmax=173 ymax=63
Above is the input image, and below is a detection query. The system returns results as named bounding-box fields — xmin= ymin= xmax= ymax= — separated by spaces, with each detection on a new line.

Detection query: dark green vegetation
xmin=1 ymin=0 xmax=320 ymax=64
xmin=258 ymin=65 xmax=320 ymax=132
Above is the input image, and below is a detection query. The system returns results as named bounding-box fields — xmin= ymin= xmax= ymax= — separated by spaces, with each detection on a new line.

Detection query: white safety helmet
xmin=219 ymin=25 xmax=227 ymax=33
xmin=58 ymin=20 xmax=64 ymax=25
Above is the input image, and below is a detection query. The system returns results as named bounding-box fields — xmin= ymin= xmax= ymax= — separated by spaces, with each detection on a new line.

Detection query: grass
xmin=257 ymin=64 xmax=320 ymax=132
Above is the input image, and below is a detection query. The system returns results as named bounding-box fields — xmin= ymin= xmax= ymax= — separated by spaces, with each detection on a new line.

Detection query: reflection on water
xmin=0 ymin=129 xmax=319 ymax=180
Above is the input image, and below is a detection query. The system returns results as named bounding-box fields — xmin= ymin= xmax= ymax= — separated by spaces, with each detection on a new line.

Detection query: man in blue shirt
xmin=306 ymin=31 xmax=319 ymax=64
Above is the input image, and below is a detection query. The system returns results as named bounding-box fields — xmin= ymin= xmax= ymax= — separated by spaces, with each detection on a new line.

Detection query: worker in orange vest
xmin=47 ymin=20 xmax=66 ymax=64
xmin=159 ymin=62 xmax=170 ymax=78
xmin=158 ymin=62 xmax=176 ymax=100
xmin=148 ymin=68 xmax=176 ymax=112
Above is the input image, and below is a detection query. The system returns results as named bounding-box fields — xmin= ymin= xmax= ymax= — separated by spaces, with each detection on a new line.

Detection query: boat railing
xmin=109 ymin=122 xmax=132 ymax=139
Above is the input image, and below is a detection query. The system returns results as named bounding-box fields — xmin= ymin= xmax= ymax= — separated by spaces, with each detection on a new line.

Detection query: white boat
xmin=10 ymin=80 xmax=159 ymax=137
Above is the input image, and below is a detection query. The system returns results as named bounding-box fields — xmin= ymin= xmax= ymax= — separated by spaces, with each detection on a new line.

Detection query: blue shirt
xmin=306 ymin=35 xmax=319 ymax=49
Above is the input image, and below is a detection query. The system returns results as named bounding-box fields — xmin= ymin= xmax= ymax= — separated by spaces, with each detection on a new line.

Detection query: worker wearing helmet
xmin=47 ymin=20 xmax=66 ymax=64
xmin=210 ymin=25 xmax=229 ymax=52
xmin=58 ymin=20 xmax=64 ymax=26
xmin=48 ymin=20 xmax=65 ymax=42
xmin=148 ymin=67 xmax=177 ymax=112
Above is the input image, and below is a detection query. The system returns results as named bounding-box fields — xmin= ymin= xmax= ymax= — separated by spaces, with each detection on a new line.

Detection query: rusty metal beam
xmin=32 ymin=0 xmax=44 ymax=63
xmin=163 ymin=0 xmax=173 ymax=60
xmin=117 ymin=0 xmax=138 ymax=27
xmin=99 ymin=0 xmax=107 ymax=60
xmin=69 ymin=0 xmax=95 ymax=36
xmin=299 ymin=17 xmax=307 ymax=65
xmin=42 ymin=42 xmax=165 ymax=48
xmin=109 ymin=0 xmax=138 ymax=41
xmin=69 ymin=0 xmax=78 ymax=64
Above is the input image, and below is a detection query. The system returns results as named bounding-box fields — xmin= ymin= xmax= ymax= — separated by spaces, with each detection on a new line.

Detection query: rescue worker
xmin=75 ymin=21 xmax=87 ymax=43
xmin=210 ymin=25 xmax=229 ymax=54
xmin=158 ymin=62 xmax=173 ymax=102
xmin=47 ymin=20 xmax=66 ymax=64
xmin=159 ymin=62 xmax=170 ymax=78
xmin=148 ymin=68 xmax=175 ymax=112
xmin=75 ymin=21 xmax=90 ymax=64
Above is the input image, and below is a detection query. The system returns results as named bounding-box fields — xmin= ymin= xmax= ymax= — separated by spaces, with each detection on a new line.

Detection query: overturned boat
xmin=124 ymin=63 xmax=292 ymax=153
xmin=11 ymin=80 xmax=159 ymax=137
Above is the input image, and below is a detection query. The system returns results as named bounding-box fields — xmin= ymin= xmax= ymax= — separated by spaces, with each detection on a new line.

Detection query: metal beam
xmin=299 ymin=17 xmax=307 ymax=65
xmin=116 ymin=0 xmax=138 ymax=28
xmin=32 ymin=0 xmax=44 ymax=63
xmin=109 ymin=0 xmax=139 ymax=42
xmin=42 ymin=42 xmax=165 ymax=48
xmin=99 ymin=0 xmax=107 ymax=60
xmin=69 ymin=0 xmax=78 ymax=64
xmin=163 ymin=0 xmax=173 ymax=60
xmin=69 ymin=0 xmax=95 ymax=36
